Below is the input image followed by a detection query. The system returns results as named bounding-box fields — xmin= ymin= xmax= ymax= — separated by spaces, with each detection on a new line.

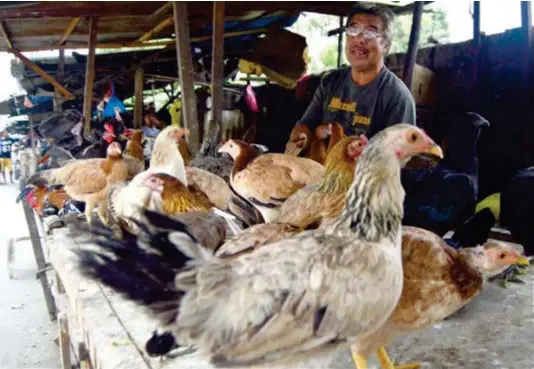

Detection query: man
xmin=0 ymin=131 xmax=16 ymax=183
xmin=293 ymin=4 xmax=415 ymax=138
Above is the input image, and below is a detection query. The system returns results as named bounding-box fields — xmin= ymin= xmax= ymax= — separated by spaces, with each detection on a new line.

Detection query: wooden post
xmin=134 ymin=68 xmax=144 ymax=129
xmin=207 ymin=1 xmax=225 ymax=149
xmin=83 ymin=17 xmax=98 ymax=137
xmin=473 ymin=1 xmax=481 ymax=47
xmin=521 ymin=1 xmax=533 ymax=166
xmin=173 ymin=1 xmax=200 ymax=154
xmin=337 ymin=16 xmax=343 ymax=68
xmin=54 ymin=49 xmax=65 ymax=112
xmin=402 ymin=1 xmax=424 ymax=88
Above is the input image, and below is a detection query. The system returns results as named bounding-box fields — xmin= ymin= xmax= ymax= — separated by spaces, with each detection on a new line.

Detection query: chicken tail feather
xmin=75 ymin=210 xmax=204 ymax=328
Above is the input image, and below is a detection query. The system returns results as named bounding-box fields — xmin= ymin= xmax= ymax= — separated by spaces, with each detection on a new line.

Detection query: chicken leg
xmin=350 ymin=346 xmax=368 ymax=369
xmin=376 ymin=347 xmax=421 ymax=369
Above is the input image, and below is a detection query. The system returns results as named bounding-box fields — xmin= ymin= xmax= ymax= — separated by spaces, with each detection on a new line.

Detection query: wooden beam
xmin=134 ymin=16 xmax=173 ymax=44
xmin=173 ymin=1 xmax=200 ymax=154
xmin=134 ymin=68 xmax=144 ymax=129
xmin=83 ymin=17 xmax=98 ymax=136
xmin=0 ymin=21 xmax=13 ymax=49
xmin=147 ymin=2 xmax=173 ymax=23
xmin=58 ymin=17 xmax=81 ymax=45
xmin=402 ymin=1 xmax=424 ymax=88
xmin=11 ymin=27 xmax=269 ymax=53
xmin=208 ymin=1 xmax=225 ymax=149
xmin=10 ymin=48 xmax=75 ymax=100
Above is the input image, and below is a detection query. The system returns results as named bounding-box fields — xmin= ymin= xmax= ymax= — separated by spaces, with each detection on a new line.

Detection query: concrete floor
xmin=0 ymin=182 xmax=60 ymax=369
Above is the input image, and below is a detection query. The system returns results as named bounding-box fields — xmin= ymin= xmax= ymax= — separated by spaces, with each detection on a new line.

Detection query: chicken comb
xmin=359 ymin=134 xmax=369 ymax=145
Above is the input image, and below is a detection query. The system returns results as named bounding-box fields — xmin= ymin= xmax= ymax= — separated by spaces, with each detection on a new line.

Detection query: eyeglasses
xmin=345 ymin=26 xmax=382 ymax=40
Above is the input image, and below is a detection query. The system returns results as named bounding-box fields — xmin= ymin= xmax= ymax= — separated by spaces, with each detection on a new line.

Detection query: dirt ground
xmin=0 ymin=182 xmax=60 ymax=369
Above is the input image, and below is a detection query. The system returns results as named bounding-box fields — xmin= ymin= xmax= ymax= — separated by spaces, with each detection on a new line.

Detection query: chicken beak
xmin=516 ymin=256 xmax=530 ymax=266
xmin=423 ymin=142 xmax=444 ymax=159
xmin=284 ymin=141 xmax=303 ymax=156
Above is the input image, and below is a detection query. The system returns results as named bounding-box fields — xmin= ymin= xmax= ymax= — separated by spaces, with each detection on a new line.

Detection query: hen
xmin=277 ymin=135 xmax=368 ymax=229
xmin=219 ymin=139 xmax=325 ymax=222
xmin=77 ymin=124 xmax=442 ymax=367
xmin=284 ymin=123 xmax=331 ymax=164
xmin=351 ymin=226 xmax=529 ymax=369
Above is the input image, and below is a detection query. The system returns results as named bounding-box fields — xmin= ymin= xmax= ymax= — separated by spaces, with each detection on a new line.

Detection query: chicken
xmin=285 ymin=123 xmax=330 ymax=164
xmin=185 ymin=166 xmax=232 ymax=211
xmin=64 ymin=142 xmax=129 ymax=226
xmin=351 ymin=226 xmax=529 ymax=369
xmin=77 ymin=124 xmax=443 ymax=367
xmin=116 ymin=129 xmax=145 ymax=180
xmin=17 ymin=184 xmax=70 ymax=218
xmin=106 ymin=170 xmax=155 ymax=236
xmin=149 ymin=126 xmax=190 ymax=186
xmin=219 ymin=139 xmax=325 ymax=222
xmin=277 ymin=135 xmax=368 ymax=229
xmin=327 ymin=122 xmax=347 ymax=152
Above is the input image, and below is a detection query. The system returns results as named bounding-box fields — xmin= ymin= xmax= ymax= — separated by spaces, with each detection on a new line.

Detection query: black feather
xmin=74 ymin=211 xmax=197 ymax=324
xmin=145 ymin=330 xmax=179 ymax=357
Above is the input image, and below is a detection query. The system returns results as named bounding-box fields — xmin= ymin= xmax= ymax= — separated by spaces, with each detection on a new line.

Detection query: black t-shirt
xmin=0 ymin=137 xmax=15 ymax=159
xmin=296 ymin=66 xmax=416 ymax=138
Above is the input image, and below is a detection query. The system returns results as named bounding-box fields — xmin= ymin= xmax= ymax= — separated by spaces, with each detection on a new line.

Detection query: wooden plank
xmin=173 ymin=1 xmax=200 ymax=154
xmin=10 ymin=48 xmax=75 ymax=100
xmin=83 ymin=17 xmax=98 ymax=137
xmin=134 ymin=68 xmax=144 ymax=129
xmin=58 ymin=17 xmax=82 ymax=45
xmin=402 ymin=1 xmax=424 ymax=88
xmin=21 ymin=199 xmax=57 ymax=321
xmin=210 ymin=1 xmax=225 ymax=141
xmin=147 ymin=1 xmax=172 ymax=22
xmin=0 ymin=21 xmax=13 ymax=49
xmin=134 ymin=15 xmax=173 ymax=44
xmin=58 ymin=313 xmax=72 ymax=369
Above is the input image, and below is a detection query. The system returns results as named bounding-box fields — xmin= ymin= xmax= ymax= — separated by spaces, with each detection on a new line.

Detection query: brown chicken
xmin=215 ymin=135 xmax=368 ymax=257
xmin=350 ymin=227 xmax=529 ymax=369
xmin=122 ymin=129 xmax=146 ymax=179
xmin=123 ymin=129 xmax=144 ymax=161
xmin=285 ymin=123 xmax=331 ymax=164
xmin=64 ymin=142 xmax=129 ymax=226
xmin=185 ymin=167 xmax=232 ymax=211
xmin=327 ymin=121 xmax=347 ymax=151
xmin=23 ymin=185 xmax=70 ymax=218
xmin=142 ymin=172 xmax=214 ymax=215
xmin=219 ymin=139 xmax=324 ymax=222
xmin=277 ymin=135 xmax=368 ymax=228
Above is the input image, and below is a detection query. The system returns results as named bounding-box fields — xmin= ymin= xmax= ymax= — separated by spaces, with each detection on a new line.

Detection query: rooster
xmin=76 ymin=124 xmax=442 ymax=367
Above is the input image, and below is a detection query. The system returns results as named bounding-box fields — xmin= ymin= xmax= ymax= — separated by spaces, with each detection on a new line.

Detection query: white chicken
xmin=77 ymin=124 xmax=443 ymax=367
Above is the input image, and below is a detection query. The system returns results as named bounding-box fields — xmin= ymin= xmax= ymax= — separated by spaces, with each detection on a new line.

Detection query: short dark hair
xmin=345 ymin=3 xmax=396 ymax=44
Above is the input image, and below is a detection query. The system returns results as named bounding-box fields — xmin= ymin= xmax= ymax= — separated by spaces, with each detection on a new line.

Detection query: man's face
xmin=345 ymin=13 xmax=389 ymax=72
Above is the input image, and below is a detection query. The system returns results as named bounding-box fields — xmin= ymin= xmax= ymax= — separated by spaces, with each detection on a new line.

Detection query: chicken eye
xmin=410 ymin=133 xmax=418 ymax=142
xmin=499 ymin=252 xmax=506 ymax=259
